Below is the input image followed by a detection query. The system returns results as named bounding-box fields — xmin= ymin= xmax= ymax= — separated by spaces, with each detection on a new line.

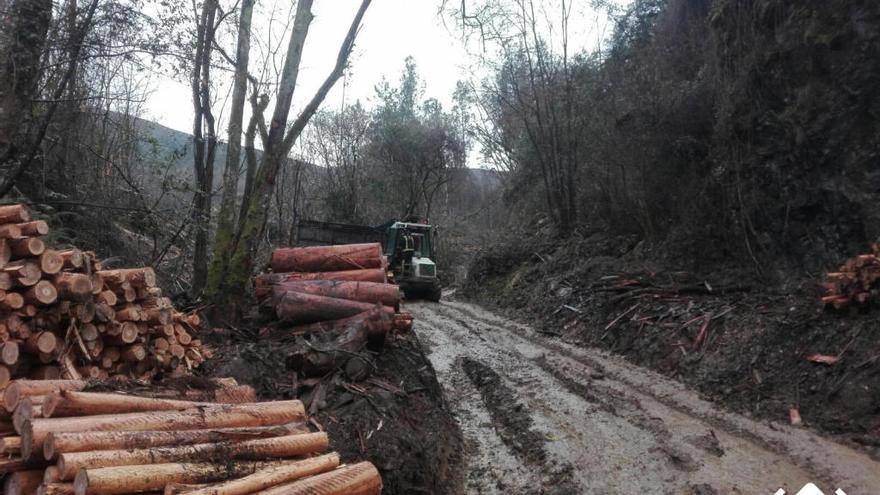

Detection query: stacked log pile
xmin=0 ymin=378 xmax=382 ymax=495
xmin=254 ymin=243 xmax=413 ymax=377
xmin=0 ymin=204 xmax=208 ymax=385
xmin=822 ymin=243 xmax=880 ymax=309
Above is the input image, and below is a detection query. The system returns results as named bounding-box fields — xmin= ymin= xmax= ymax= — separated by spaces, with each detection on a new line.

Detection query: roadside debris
xmin=822 ymin=243 xmax=880 ymax=309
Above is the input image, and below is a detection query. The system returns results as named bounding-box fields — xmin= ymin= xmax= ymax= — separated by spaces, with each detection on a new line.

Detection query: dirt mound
xmin=198 ymin=327 xmax=464 ymax=494
xmin=464 ymin=234 xmax=880 ymax=457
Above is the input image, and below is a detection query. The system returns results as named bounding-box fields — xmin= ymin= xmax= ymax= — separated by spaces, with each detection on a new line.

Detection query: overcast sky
xmin=144 ymin=1 xmax=617 ymax=140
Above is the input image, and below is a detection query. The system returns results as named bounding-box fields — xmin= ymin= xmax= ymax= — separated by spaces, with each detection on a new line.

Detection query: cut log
xmin=0 ymin=365 xmax=10 ymax=389
xmin=0 ymin=436 xmax=20 ymax=455
xmin=16 ymin=221 xmax=49 ymax=237
xmin=3 ymin=381 xmax=87 ymax=413
xmin=12 ymin=398 xmax=38 ymax=433
xmin=96 ymin=268 xmax=156 ymax=288
xmin=39 ymin=251 xmax=64 ymax=274
xmin=24 ymin=332 xmax=58 ymax=355
xmin=73 ymin=461 xmax=294 ymax=495
xmin=270 ymin=243 xmax=383 ymax=273
xmin=4 ymin=261 xmax=41 ymax=286
xmin=255 ymin=269 xmax=386 ymax=295
xmin=253 ymin=462 xmax=382 ymax=495
xmin=275 ymin=292 xmax=393 ymax=324
xmin=37 ymin=483 xmax=74 ymax=495
xmin=267 ymin=280 xmax=400 ymax=308
xmin=42 ymin=391 xmax=219 ymax=418
xmin=9 ymin=237 xmax=45 ymax=258
xmin=0 ymin=272 xmax=12 ymax=290
xmin=290 ymin=306 xmax=392 ymax=338
xmin=29 ymin=366 xmax=61 ymax=380
xmin=0 ymin=225 xmax=22 ymax=240
xmin=3 ymin=469 xmax=43 ymax=495
xmin=53 ymin=274 xmax=93 ymax=301
xmin=181 ymin=454 xmax=340 ymax=495
xmin=1 ymin=292 xmax=24 ymax=310
xmin=21 ymin=400 xmax=305 ymax=459
xmin=0 ymin=239 xmax=9 ymax=267
xmin=120 ymin=344 xmax=145 ymax=362
xmin=0 ymin=341 xmax=19 ymax=366
xmin=45 ymin=422 xmax=306 ymax=458
xmin=0 ymin=205 xmax=32 ymax=224
xmin=95 ymin=290 xmax=116 ymax=306
xmin=57 ymin=250 xmax=84 ymax=270
xmin=57 ymin=432 xmax=328 ymax=480
xmin=79 ymin=324 xmax=98 ymax=342
xmin=24 ymin=280 xmax=58 ymax=305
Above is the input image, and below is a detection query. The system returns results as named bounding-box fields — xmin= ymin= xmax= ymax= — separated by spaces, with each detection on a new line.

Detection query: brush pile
xmin=254 ymin=243 xmax=413 ymax=377
xmin=0 ymin=204 xmax=207 ymax=385
xmin=822 ymin=244 xmax=880 ymax=309
xmin=0 ymin=378 xmax=381 ymax=495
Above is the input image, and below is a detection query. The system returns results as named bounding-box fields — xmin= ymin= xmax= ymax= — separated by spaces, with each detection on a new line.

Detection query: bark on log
xmin=0 ymin=436 xmax=21 ymax=455
xmin=4 ymin=261 xmax=40 ymax=286
xmin=42 ymin=391 xmax=217 ymax=418
xmin=22 ymin=400 xmax=305 ymax=459
xmin=0 ymin=225 xmax=22 ymax=240
xmin=0 ymin=205 xmax=32 ymax=224
xmin=275 ymin=292 xmax=392 ymax=324
xmin=267 ymin=280 xmax=399 ymax=308
xmin=72 ymin=461 xmax=295 ymax=495
xmin=96 ymin=268 xmax=156 ymax=288
xmin=53 ymin=274 xmax=93 ymax=301
xmin=270 ymin=243 xmax=383 ymax=272
xmin=253 ymin=462 xmax=382 ymax=495
xmin=289 ymin=306 xmax=392 ymax=338
xmin=255 ymin=269 xmax=385 ymax=296
xmin=57 ymin=250 xmax=83 ymax=270
xmin=16 ymin=221 xmax=48 ymax=236
xmin=24 ymin=332 xmax=58 ymax=354
xmin=9 ymin=237 xmax=45 ymax=257
xmin=4 ymin=381 xmax=88 ymax=412
xmin=0 ymin=341 xmax=19 ymax=366
xmin=57 ymin=432 xmax=328 ymax=479
xmin=37 ymin=482 xmax=74 ymax=495
xmin=45 ymin=422 xmax=306 ymax=458
xmin=181 ymin=453 xmax=340 ymax=495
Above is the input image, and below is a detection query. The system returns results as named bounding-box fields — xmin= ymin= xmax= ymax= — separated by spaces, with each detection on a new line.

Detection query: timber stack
xmin=0 ymin=378 xmax=382 ymax=495
xmin=822 ymin=243 xmax=880 ymax=309
xmin=0 ymin=204 xmax=208 ymax=385
xmin=254 ymin=243 xmax=413 ymax=377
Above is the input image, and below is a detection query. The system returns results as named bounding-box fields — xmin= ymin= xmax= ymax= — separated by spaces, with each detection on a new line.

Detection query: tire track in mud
xmin=410 ymin=300 xmax=880 ymax=495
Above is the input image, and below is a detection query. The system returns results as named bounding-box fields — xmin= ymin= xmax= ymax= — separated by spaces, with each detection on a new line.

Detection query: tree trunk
xmin=206 ymin=0 xmax=256 ymax=297
xmin=208 ymin=0 xmax=372 ymax=320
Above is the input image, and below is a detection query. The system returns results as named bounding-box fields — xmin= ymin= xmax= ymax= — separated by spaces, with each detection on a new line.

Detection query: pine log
xmin=290 ymin=306 xmax=392 ymax=338
xmin=4 ymin=261 xmax=40 ymax=287
xmin=181 ymin=454 xmax=340 ymax=495
xmin=9 ymin=237 xmax=45 ymax=258
xmin=95 ymin=290 xmax=116 ymax=306
xmin=42 ymin=391 xmax=218 ymax=418
xmin=21 ymin=401 xmax=305 ymax=459
xmin=0 ymin=341 xmax=19 ymax=366
xmin=3 ymin=381 xmax=87 ymax=413
xmin=78 ymin=324 xmax=98 ymax=342
xmin=0 ymin=272 xmax=12 ymax=290
xmin=275 ymin=291 xmax=393 ymax=324
xmin=24 ymin=281 xmax=58 ymax=305
xmin=0 ymin=457 xmax=35 ymax=473
xmin=0 ymin=365 xmax=11 ymax=389
xmin=73 ymin=461 xmax=294 ymax=495
xmin=12 ymin=398 xmax=38 ymax=433
xmin=3 ymin=469 xmax=42 ymax=495
xmin=57 ymin=250 xmax=83 ymax=271
xmin=0 ymin=205 xmax=31 ymax=224
xmin=53 ymin=274 xmax=93 ymax=301
xmin=96 ymin=268 xmax=156 ymax=288
xmin=29 ymin=366 xmax=61 ymax=380
xmin=0 ymin=239 xmax=9 ymax=268
xmin=39 ymin=251 xmax=64 ymax=275
xmin=267 ymin=280 xmax=400 ymax=308
xmin=37 ymin=483 xmax=74 ymax=495
xmin=1 ymin=292 xmax=24 ymax=310
xmin=0 ymin=436 xmax=20 ymax=455
xmin=24 ymin=332 xmax=58 ymax=355
xmin=120 ymin=344 xmax=145 ymax=362
xmin=253 ymin=462 xmax=382 ymax=495
xmin=57 ymin=432 xmax=328 ymax=480
xmin=44 ymin=466 xmax=61 ymax=483
xmin=16 ymin=221 xmax=48 ymax=237
xmin=46 ymin=422 xmax=306 ymax=458
xmin=255 ymin=269 xmax=386 ymax=295
xmin=114 ymin=304 xmax=143 ymax=322
xmin=0 ymin=225 xmax=22 ymax=240
xmin=270 ymin=243 xmax=383 ymax=273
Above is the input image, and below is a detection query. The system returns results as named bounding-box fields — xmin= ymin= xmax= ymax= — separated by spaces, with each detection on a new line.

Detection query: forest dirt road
xmin=407 ymin=299 xmax=880 ymax=495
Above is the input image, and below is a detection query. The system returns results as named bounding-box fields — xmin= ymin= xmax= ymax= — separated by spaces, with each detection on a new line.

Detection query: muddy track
xmin=408 ymin=299 xmax=880 ymax=494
